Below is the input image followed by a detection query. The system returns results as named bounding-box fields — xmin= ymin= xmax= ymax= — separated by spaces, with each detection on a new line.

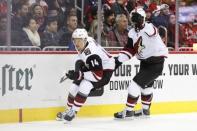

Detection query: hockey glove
xmin=114 ymin=57 xmax=122 ymax=70
xmin=66 ymin=70 xmax=83 ymax=81
xmin=75 ymin=60 xmax=89 ymax=72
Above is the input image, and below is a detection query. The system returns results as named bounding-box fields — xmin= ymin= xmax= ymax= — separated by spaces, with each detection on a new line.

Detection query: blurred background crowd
xmin=0 ymin=0 xmax=197 ymax=51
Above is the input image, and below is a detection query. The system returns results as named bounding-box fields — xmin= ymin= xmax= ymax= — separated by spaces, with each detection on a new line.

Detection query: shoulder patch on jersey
xmin=84 ymin=48 xmax=91 ymax=55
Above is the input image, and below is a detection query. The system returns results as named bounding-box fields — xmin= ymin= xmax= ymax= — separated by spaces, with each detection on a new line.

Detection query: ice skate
xmin=63 ymin=109 xmax=77 ymax=123
xmin=56 ymin=109 xmax=70 ymax=121
xmin=134 ymin=109 xmax=150 ymax=118
xmin=114 ymin=109 xmax=134 ymax=119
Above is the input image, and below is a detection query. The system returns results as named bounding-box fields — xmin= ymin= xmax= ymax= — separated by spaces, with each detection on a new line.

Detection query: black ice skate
xmin=134 ymin=109 xmax=150 ymax=118
xmin=114 ymin=109 xmax=134 ymax=119
xmin=56 ymin=109 xmax=69 ymax=121
xmin=63 ymin=109 xmax=77 ymax=122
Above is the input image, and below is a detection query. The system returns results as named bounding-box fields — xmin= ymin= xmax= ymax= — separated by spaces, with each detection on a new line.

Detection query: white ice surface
xmin=1 ymin=113 xmax=197 ymax=131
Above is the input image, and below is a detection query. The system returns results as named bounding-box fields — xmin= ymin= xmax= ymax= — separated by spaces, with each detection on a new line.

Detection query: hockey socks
xmin=141 ymin=93 xmax=153 ymax=110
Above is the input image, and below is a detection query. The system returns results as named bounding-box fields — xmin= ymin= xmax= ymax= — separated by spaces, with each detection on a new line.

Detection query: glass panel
xmin=0 ymin=0 xmax=7 ymax=46
xmin=178 ymin=0 xmax=197 ymax=51
xmin=2 ymin=0 xmax=196 ymax=51
xmin=9 ymin=0 xmax=77 ymax=51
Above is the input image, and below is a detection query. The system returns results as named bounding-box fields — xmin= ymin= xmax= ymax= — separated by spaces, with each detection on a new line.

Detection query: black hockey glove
xmin=75 ymin=60 xmax=89 ymax=72
xmin=66 ymin=70 xmax=83 ymax=81
xmin=114 ymin=57 xmax=122 ymax=70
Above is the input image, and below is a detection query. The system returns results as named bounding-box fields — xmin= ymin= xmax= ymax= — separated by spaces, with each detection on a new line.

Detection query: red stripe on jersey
xmin=122 ymin=36 xmax=143 ymax=56
xmin=106 ymin=53 xmax=112 ymax=58
xmin=120 ymin=50 xmax=132 ymax=59
xmin=92 ymin=70 xmax=103 ymax=80
xmin=132 ymin=36 xmax=143 ymax=55
xmin=145 ymin=26 xmax=157 ymax=37
xmin=101 ymin=48 xmax=112 ymax=58
xmin=123 ymin=47 xmax=135 ymax=56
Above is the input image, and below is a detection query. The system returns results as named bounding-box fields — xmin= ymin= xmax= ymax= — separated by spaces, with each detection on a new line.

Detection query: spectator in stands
xmin=0 ymin=14 xmax=6 ymax=31
xmin=0 ymin=14 xmax=21 ymax=46
xmin=111 ymin=0 xmax=129 ymax=16
xmin=145 ymin=9 xmax=153 ymax=23
xmin=11 ymin=3 xmax=29 ymax=31
xmin=102 ymin=6 xmax=115 ymax=46
xmin=0 ymin=14 xmax=7 ymax=45
xmin=89 ymin=5 xmax=98 ymax=39
xmin=167 ymin=14 xmax=184 ymax=48
xmin=0 ymin=0 xmax=7 ymax=15
xmin=182 ymin=23 xmax=197 ymax=47
xmin=12 ymin=0 xmax=30 ymax=13
xmin=46 ymin=0 xmax=76 ymax=30
xmin=0 ymin=0 xmax=7 ymax=9
xmin=167 ymin=14 xmax=175 ymax=48
xmin=152 ymin=4 xmax=170 ymax=28
xmin=126 ymin=0 xmax=135 ymax=13
xmin=84 ymin=0 xmax=99 ymax=30
xmin=103 ymin=5 xmax=115 ymax=35
xmin=111 ymin=0 xmax=130 ymax=24
xmin=29 ymin=0 xmax=48 ymax=12
xmin=41 ymin=17 xmax=60 ymax=48
xmin=107 ymin=14 xmax=128 ymax=47
xmin=20 ymin=15 xmax=41 ymax=46
xmin=31 ymin=4 xmax=47 ymax=33
xmin=58 ymin=14 xmax=78 ymax=50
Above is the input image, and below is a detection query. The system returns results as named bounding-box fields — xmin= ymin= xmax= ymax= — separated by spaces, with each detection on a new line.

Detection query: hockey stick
xmin=59 ymin=75 xmax=68 ymax=83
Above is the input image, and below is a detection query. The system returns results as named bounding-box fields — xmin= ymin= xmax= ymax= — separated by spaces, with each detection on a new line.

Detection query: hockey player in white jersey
xmin=114 ymin=8 xmax=168 ymax=119
xmin=57 ymin=28 xmax=115 ymax=122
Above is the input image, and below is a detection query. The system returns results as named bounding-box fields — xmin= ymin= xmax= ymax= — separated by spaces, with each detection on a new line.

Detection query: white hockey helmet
xmin=72 ymin=28 xmax=88 ymax=52
xmin=72 ymin=28 xmax=88 ymax=40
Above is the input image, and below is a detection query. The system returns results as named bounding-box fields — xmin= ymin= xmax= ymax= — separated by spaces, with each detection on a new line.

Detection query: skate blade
xmin=63 ymin=120 xmax=72 ymax=124
xmin=114 ymin=117 xmax=134 ymax=121
xmin=56 ymin=117 xmax=63 ymax=121
xmin=134 ymin=115 xmax=150 ymax=119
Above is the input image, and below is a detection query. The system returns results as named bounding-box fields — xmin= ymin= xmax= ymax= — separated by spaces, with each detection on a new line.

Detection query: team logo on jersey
xmin=84 ymin=48 xmax=91 ymax=55
xmin=133 ymin=36 xmax=145 ymax=56
xmin=137 ymin=38 xmax=145 ymax=56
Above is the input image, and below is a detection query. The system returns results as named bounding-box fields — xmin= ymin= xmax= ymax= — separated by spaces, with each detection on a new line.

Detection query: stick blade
xmin=59 ymin=76 xmax=67 ymax=83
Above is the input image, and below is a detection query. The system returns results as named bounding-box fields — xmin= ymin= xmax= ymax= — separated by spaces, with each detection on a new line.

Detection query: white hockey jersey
xmin=123 ymin=23 xmax=168 ymax=60
xmin=77 ymin=37 xmax=115 ymax=82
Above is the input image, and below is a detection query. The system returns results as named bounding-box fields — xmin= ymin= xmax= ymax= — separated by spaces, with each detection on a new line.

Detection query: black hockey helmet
xmin=130 ymin=8 xmax=146 ymax=31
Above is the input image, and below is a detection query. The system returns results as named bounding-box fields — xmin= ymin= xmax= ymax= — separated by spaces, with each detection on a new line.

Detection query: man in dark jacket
xmin=58 ymin=14 xmax=78 ymax=50
xmin=41 ymin=17 xmax=60 ymax=48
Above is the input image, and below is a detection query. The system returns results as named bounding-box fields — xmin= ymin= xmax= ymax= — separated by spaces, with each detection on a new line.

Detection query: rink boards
xmin=0 ymin=52 xmax=197 ymax=123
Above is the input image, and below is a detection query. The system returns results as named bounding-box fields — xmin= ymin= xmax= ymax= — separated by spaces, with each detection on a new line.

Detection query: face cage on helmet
xmin=72 ymin=38 xmax=87 ymax=52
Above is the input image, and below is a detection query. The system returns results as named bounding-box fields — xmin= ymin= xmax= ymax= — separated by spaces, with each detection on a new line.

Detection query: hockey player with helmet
xmin=114 ymin=8 xmax=168 ymax=119
xmin=57 ymin=28 xmax=115 ymax=122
